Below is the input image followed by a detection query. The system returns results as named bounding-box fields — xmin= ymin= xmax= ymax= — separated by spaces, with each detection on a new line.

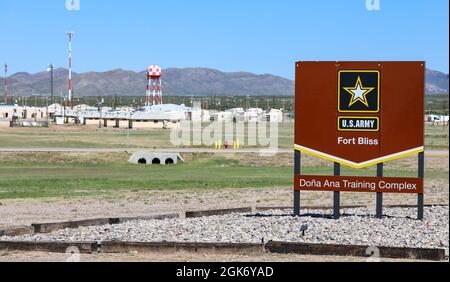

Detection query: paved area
xmin=0 ymin=250 xmax=426 ymax=262
xmin=0 ymin=148 xmax=292 ymax=154
xmin=0 ymin=148 xmax=447 ymax=158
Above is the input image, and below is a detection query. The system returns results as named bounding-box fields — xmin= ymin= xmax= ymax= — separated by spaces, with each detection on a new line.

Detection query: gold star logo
xmin=343 ymin=76 xmax=375 ymax=107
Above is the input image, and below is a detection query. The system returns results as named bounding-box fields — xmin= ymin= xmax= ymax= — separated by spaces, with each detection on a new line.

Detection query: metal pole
xmin=146 ymin=71 xmax=150 ymax=107
xmin=333 ymin=163 xmax=341 ymax=219
xmin=376 ymin=163 xmax=384 ymax=219
xmin=46 ymin=97 xmax=49 ymax=119
xmin=418 ymin=152 xmax=425 ymax=220
xmin=67 ymin=32 xmax=74 ymax=108
xmin=294 ymin=150 xmax=301 ymax=216
xmin=3 ymin=63 xmax=8 ymax=104
xmin=50 ymin=65 xmax=54 ymax=105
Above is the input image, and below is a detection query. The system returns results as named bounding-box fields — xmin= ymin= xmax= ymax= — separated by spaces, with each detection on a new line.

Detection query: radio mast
xmin=67 ymin=31 xmax=75 ymax=108
xmin=3 ymin=63 xmax=8 ymax=104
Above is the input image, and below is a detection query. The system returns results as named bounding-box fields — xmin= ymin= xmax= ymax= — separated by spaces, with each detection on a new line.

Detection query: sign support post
xmin=294 ymin=150 xmax=301 ymax=216
xmin=376 ymin=163 xmax=384 ymax=219
xmin=418 ymin=152 xmax=425 ymax=220
xmin=333 ymin=163 xmax=341 ymax=219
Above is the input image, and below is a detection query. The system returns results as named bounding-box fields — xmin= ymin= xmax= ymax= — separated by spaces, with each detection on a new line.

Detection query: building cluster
xmin=425 ymin=114 xmax=450 ymax=125
xmin=0 ymin=60 xmax=289 ymax=129
xmin=0 ymin=102 xmax=286 ymax=129
xmin=0 ymin=104 xmax=51 ymax=127
xmin=210 ymin=107 xmax=284 ymax=123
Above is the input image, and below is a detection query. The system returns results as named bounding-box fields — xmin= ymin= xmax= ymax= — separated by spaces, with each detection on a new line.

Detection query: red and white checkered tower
xmin=146 ymin=65 xmax=162 ymax=106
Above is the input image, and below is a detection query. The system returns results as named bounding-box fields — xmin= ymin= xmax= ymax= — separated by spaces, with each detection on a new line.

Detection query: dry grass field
xmin=0 ymin=123 xmax=447 ymax=149
xmin=0 ymin=151 xmax=447 ymax=227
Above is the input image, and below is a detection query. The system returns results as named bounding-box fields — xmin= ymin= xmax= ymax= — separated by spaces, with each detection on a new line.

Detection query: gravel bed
xmin=1 ymin=207 xmax=448 ymax=252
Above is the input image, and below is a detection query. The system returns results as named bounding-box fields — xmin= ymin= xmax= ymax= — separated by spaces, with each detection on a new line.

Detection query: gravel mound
xmin=1 ymin=206 xmax=448 ymax=251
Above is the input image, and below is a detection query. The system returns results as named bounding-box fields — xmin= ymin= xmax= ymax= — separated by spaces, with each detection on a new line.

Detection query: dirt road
xmin=0 ymin=148 xmax=447 ymax=157
xmin=0 ymin=250 xmax=425 ymax=262
xmin=0 ymin=148 xmax=291 ymax=154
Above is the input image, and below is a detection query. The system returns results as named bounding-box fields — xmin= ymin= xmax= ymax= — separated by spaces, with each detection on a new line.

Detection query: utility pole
xmin=443 ymin=100 xmax=448 ymax=128
xmin=97 ymin=97 xmax=104 ymax=128
xmin=3 ymin=63 xmax=8 ymax=104
xmin=67 ymin=31 xmax=75 ymax=108
xmin=46 ymin=96 xmax=49 ymax=119
xmin=47 ymin=64 xmax=54 ymax=105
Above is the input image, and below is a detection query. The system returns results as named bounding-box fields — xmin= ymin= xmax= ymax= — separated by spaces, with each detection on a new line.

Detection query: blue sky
xmin=0 ymin=0 xmax=448 ymax=79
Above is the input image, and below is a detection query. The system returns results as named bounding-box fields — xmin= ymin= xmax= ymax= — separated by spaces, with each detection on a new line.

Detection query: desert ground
xmin=0 ymin=150 xmax=447 ymax=227
xmin=0 ymin=124 xmax=448 ymax=262
xmin=0 ymin=250 xmax=427 ymax=263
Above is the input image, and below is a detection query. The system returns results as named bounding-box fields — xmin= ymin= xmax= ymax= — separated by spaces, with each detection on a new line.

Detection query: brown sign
xmin=295 ymin=61 xmax=425 ymax=169
xmin=295 ymin=175 xmax=424 ymax=194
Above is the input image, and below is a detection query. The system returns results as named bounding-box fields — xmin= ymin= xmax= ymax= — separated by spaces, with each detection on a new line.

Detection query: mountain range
xmin=0 ymin=67 xmax=448 ymax=97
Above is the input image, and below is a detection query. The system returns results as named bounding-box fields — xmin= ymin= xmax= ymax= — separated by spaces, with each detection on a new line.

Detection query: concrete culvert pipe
xmin=129 ymin=153 xmax=183 ymax=165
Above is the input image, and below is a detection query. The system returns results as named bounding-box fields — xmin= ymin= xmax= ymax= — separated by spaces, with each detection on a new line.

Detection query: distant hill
xmin=0 ymin=67 xmax=448 ymax=97
xmin=426 ymin=69 xmax=449 ymax=94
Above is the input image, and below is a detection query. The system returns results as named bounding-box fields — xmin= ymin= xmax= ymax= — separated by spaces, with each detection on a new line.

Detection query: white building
xmin=210 ymin=111 xmax=234 ymax=122
xmin=245 ymin=108 xmax=264 ymax=122
xmin=427 ymin=115 xmax=450 ymax=123
xmin=0 ymin=104 xmax=18 ymax=119
xmin=201 ymin=110 xmax=211 ymax=123
xmin=265 ymin=109 xmax=284 ymax=123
